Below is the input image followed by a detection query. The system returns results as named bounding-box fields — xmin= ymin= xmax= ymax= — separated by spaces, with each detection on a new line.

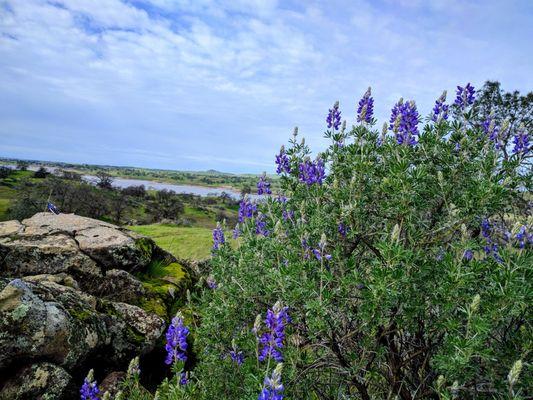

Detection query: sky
xmin=0 ymin=0 xmax=532 ymax=173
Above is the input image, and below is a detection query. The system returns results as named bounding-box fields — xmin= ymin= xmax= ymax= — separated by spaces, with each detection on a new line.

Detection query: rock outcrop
xmin=0 ymin=213 xmax=190 ymax=399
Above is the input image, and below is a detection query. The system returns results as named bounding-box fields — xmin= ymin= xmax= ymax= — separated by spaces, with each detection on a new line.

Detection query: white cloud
xmin=0 ymin=0 xmax=531 ymax=172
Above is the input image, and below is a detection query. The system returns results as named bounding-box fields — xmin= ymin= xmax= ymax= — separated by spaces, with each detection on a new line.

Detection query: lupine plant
xmin=91 ymin=84 xmax=531 ymax=400
xmin=193 ymin=84 xmax=531 ymax=399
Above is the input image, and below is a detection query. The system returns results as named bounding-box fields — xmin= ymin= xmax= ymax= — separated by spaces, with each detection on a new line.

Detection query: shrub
xmin=192 ymin=85 xmax=531 ymax=399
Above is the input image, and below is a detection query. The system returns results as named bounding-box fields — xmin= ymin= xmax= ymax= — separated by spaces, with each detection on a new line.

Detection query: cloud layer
xmin=1 ymin=0 xmax=531 ymax=172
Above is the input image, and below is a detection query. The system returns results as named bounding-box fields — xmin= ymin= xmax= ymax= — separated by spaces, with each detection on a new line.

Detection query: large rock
xmin=0 ymin=213 xmax=155 ymax=281
xmin=0 ymin=362 xmax=75 ymax=400
xmin=0 ymin=213 xmax=185 ymax=399
xmin=0 ymin=276 xmax=164 ymax=371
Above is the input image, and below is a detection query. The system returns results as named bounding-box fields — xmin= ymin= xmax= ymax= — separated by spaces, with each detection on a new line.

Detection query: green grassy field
xmin=129 ymin=224 xmax=215 ymax=260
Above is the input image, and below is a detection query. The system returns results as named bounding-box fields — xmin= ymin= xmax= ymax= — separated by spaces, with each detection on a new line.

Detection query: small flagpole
xmin=45 ymin=188 xmax=52 ymax=212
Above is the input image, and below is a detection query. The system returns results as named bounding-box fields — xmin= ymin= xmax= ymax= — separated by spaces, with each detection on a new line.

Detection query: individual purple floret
xmin=179 ymin=372 xmax=188 ymax=385
xmin=258 ymin=364 xmax=284 ymax=400
xmin=232 ymin=226 xmax=241 ymax=239
xmin=480 ymin=219 xmax=503 ymax=263
xmin=432 ymin=91 xmax=449 ymax=122
xmin=275 ymin=146 xmax=291 ymax=174
xmin=338 ymin=223 xmax=348 ymax=237
xmin=454 ymin=83 xmax=475 ymax=109
xmin=515 ymin=226 xmax=532 ymax=249
xmin=258 ymin=302 xmax=291 ymax=362
xmin=357 ymin=87 xmax=374 ymax=123
xmin=256 ymin=213 xmax=269 ymax=236
xmin=257 ymin=174 xmax=272 ymax=195
xmin=80 ymin=370 xmax=99 ymax=400
xmin=165 ymin=316 xmax=189 ymax=365
xmin=301 ymin=239 xmax=311 ymax=260
xmin=206 ymin=276 xmax=217 ymax=289
xmin=326 ymin=101 xmax=341 ymax=130
xmin=298 ymin=158 xmax=325 ymax=185
xmin=212 ymin=223 xmax=225 ymax=250
xmin=512 ymin=126 xmax=530 ymax=155
xmin=463 ymin=249 xmax=474 ymax=261
xmin=239 ymin=197 xmax=257 ymax=222
xmin=282 ymin=209 xmax=294 ymax=221
xmin=230 ymin=349 xmax=245 ymax=366
xmin=390 ymin=99 xmax=420 ymax=146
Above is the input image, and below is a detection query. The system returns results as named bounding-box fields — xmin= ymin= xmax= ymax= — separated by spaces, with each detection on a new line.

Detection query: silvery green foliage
xmin=192 ymin=91 xmax=531 ymax=399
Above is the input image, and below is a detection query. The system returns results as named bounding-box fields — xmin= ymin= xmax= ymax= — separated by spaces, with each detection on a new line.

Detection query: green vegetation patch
xmin=129 ymin=224 xmax=214 ymax=260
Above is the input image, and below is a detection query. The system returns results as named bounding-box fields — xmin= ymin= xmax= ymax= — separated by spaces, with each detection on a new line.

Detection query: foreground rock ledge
xmin=0 ymin=213 xmax=185 ymax=400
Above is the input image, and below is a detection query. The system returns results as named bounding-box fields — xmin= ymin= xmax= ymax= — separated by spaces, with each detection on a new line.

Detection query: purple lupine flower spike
xmin=275 ymin=146 xmax=291 ymax=174
xmin=212 ymin=223 xmax=225 ymax=250
xmin=80 ymin=370 xmax=100 ymax=400
xmin=432 ymin=90 xmax=449 ymax=122
xmin=258 ymin=302 xmax=291 ymax=362
xmin=258 ymin=363 xmax=284 ymax=400
xmin=390 ymin=99 xmax=419 ymax=146
xmin=454 ymin=83 xmax=475 ymax=109
xmin=255 ymin=212 xmax=269 ymax=236
xmin=326 ymin=101 xmax=341 ymax=130
xmin=229 ymin=346 xmax=245 ymax=365
xmin=357 ymin=87 xmax=374 ymax=123
xmin=512 ymin=125 xmax=530 ymax=155
xmin=257 ymin=173 xmax=272 ymax=195
xmin=165 ymin=315 xmax=189 ymax=365
xmin=298 ymin=158 xmax=325 ymax=185
xmin=338 ymin=223 xmax=348 ymax=237
xmin=238 ymin=196 xmax=257 ymax=222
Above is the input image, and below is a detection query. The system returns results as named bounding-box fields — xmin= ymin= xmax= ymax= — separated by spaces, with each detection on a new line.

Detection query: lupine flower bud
xmin=391 ymin=224 xmax=401 ymax=243
xmin=292 ymin=126 xmax=298 ymax=138
xmin=127 ymin=356 xmax=140 ymax=378
xmin=102 ymin=392 xmax=111 ymax=400
xmin=341 ymin=120 xmax=347 ymax=133
xmin=253 ymin=313 xmax=262 ymax=334
xmin=436 ymin=375 xmax=445 ymax=390
xmin=470 ymin=294 xmax=480 ymax=313
xmin=508 ymin=359 xmax=523 ymax=387
xmin=378 ymin=122 xmax=388 ymax=146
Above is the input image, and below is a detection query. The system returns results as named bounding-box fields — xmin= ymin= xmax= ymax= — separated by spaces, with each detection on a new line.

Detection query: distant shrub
xmin=0 ymin=166 xmax=12 ymax=179
xmin=33 ymin=166 xmax=50 ymax=179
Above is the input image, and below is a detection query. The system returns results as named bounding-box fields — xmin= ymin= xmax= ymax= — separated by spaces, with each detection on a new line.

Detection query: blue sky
xmin=0 ymin=0 xmax=532 ymax=173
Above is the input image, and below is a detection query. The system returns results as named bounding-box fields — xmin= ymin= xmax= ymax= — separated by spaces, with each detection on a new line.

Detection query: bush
xmin=193 ymin=86 xmax=531 ymax=399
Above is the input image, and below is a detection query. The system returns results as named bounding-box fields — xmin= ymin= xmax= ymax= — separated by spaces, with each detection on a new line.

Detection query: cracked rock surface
xmin=0 ymin=213 xmax=173 ymax=399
